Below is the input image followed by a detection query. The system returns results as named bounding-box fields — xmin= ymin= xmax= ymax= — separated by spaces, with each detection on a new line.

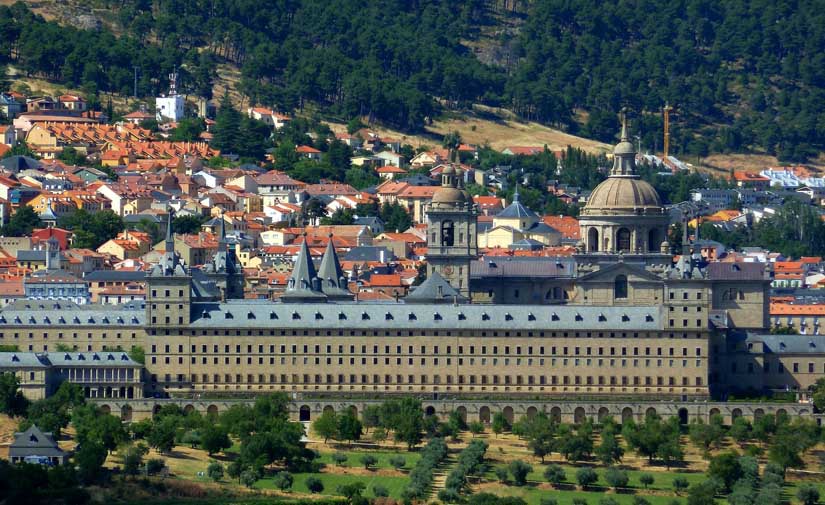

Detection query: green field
xmin=487 ymin=462 xmax=706 ymax=491
xmin=314 ymin=449 xmax=421 ymax=470
xmin=488 ymin=487 xmax=685 ymax=505
xmin=255 ymin=472 xmax=409 ymax=499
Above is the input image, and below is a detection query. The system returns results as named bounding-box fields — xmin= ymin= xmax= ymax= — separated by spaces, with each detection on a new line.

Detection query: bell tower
xmin=426 ymin=161 xmax=477 ymax=297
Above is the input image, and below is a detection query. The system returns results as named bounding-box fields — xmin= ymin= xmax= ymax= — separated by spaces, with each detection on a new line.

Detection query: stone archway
xmin=678 ymin=408 xmax=688 ymax=425
xmin=121 ymin=405 xmax=133 ymax=422
xmin=456 ymin=406 xmax=468 ymax=422
xmin=709 ymin=407 xmax=721 ymax=419
xmin=621 ymin=407 xmax=634 ymax=424
xmin=550 ymin=407 xmax=562 ymax=423
xmin=753 ymin=408 xmax=765 ymax=420
xmin=598 ymin=407 xmax=610 ymax=423
xmin=503 ymin=406 xmax=515 ymax=425
xmin=206 ymin=404 xmax=219 ymax=420
xmin=152 ymin=404 xmax=162 ymax=418
xmin=425 ymin=406 xmax=436 ymax=417
xmin=574 ymin=407 xmax=586 ymax=424
xmin=183 ymin=404 xmax=195 ymax=415
xmin=731 ymin=408 xmax=742 ymax=421
xmin=100 ymin=404 xmax=111 ymax=415
xmin=299 ymin=405 xmax=311 ymax=422
xmin=479 ymin=406 xmax=491 ymax=424
xmin=775 ymin=409 xmax=787 ymax=422
xmin=323 ymin=405 xmax=335 ymax=415
xmin=645 ymin=407 xmax=657 ymax=419
xmin=617 ymin=228 xmax=631 ymax=253
xmin=526 ymin=406 xmax=538 ymax=420
xmin=347 ymin=405 xmax=358 ymax=417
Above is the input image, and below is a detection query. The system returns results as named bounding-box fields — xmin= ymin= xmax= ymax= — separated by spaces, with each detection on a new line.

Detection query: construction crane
xmin=663 ymin=102 xmax=673 ymax=162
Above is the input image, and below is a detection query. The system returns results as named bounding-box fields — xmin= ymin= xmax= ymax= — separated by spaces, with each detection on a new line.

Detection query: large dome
xmin=432 ymin=187 xmax=468 ymax=205
xmin=582 ymin=177 xmax=662 ymax=215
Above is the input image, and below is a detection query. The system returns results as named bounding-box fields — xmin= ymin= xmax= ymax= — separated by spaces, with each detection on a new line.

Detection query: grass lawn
xmin=484 ymin=486 xmax=685 ymax=505
xmin=314 ymin=449 xmax=420 ymax=471
xmin=256 ymin=472 xmax=408 ymax=499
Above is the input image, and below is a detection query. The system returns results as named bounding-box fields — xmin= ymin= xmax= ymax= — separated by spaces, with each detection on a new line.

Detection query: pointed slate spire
xmin=218 ymin=211 xmax=227 ymax=245
xmin=165 ymin=206 xmax=175 ymax=254
xmin=281 ymin=233 xmax=326 ymax=302
xmin=317 ymin=234 xmax=353 ymax=301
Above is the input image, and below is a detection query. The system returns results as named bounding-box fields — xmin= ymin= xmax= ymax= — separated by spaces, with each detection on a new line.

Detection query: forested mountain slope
xmin=1 ymin=0 xmax=824 ymax=162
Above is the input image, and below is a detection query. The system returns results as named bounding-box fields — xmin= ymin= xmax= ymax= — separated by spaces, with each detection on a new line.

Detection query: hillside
xmin=2 ymin=0 xmax=825 ymax=164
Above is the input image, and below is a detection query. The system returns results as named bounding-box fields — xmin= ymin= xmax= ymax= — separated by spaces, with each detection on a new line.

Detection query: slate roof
xmin=0 ymin=301 xmax=144 ymax=326
xmin=706 ymin=262 xmax=767 ymax=281
xmin=48 ymin=351 xmax=140 ymax=367
xmin=189 ymin=299 xmax=662 ymax=331
xmin=0 ymin=353 xmax=49 ymax=368
xmin=744 ymin=334 xmax=825 ymax=354
xmin=343 ymin=246 xmax=394 ymax=262
xmin=10 ymin=425 xmax=65 ymax=458
xmin=496 ymin=189 xmax=539 ymax=220
xmin=470 ymin=257 xmax=575 ymax=279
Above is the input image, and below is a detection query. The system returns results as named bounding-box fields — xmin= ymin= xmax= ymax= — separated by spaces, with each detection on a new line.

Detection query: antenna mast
xmin=663 ymin=102 xmax=673 ymax=162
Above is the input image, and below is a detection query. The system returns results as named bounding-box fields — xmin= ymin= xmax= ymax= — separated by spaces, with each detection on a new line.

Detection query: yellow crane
xmin=663 ymin=102 xmax=673 ymax=162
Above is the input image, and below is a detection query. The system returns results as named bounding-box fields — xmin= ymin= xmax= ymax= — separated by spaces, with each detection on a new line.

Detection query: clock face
xmin=443 ymin=266 xmax=454 ymax=276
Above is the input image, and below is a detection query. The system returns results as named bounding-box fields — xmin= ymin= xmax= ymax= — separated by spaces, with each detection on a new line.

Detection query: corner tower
xmin=425 ymin=163 xmax=478 ymax=297
xmin=145 ymin=209 xmax=192 ymax=327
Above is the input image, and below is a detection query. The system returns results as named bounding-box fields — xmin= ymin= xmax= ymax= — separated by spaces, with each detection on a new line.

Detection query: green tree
xmin=272 ymin=471 xmax=293 ymax=491
xmin=372 ymin=484 xmax=389 ymax=497
xmin=2 ymin=206 xmax=41 ymax=237
xmin=57 ymin=147 xmax=86 ymax=166
xmin=492 ymin=412 xmax=509 ymax=437
xmin=0 ymin=373 xmax=29 ymax=417
xmin=812 ymin=377 xmax=825 ymax=412
xmin=306 ymin=475 xmax=324 ymax=493
xmin=687 ymin=480 xmax=720 ymax=505
xmin=172 ymin=215 xmax=205 ymax=234
xmin=147 ymin=416 xmax=177 ymax=453
xmin=639 ymin=473 xmax=655 ymax=489
xmin=673 ymin=476 xmax=689 ymax=494
xmin=74 ymin=441 xmax=107 ymax=483
xmin=689 ymin=416 xmax=725 ymax=452
xmin=797 ymin=484 xmax=820 ymax=505
xmin=212 ymin=94 xmax=242 ymax=154
xmin=544 ymin=464 xmax=566 ymax=487
xmin=604 ymin=467 xmax=629 ymax=490
xmin=469 ymin=422 xmax=484 ymax=437
xmin=72 ymin=404 xmax=128 ymax=452
xmin=170 ymin=118 xmax=206 ymax=142
xmin=312 ymin=410 xmax=338 ymax=443
xmin=708 ymin=452 xmax=742 ymax=492
xmin=207 ymin=461 xmax=224 ymax=482
xmin=331 ymin=452 xmax=348 ymax=466
xmin=575 ymin=467 xmax=598 ymax=489
xmin=240 ymin=469 xmax=259 ymax=488
xmin=596 ymin=432 xmax=624 ymax=465
xmin=360 ymin=454 xmax=377 ymax=470
xmin=201 ymin=425 xmax=231 ymax=456
xmin=59 ymin=209 xmax=124 ymax=249
xmin=508 ymin=460 xmax=532 ymax=486
xmin=336 ymin=411 xmax=363 ymax=444
xmin=729 ymin=417 xmax=752 ymax=445
xmin=122 ymin=443 xmax=148 ymax=476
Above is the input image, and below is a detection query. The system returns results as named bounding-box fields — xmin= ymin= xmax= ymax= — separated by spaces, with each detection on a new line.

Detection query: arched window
xmin=648 ymin=229 xmax=660 ymax=252
xmin=587 ymin=227 xmax=599 ymax=252
xmin=441 ymin=220 xmax=454 ymax=246
xmin=614 ymin=275 xmax=628 ymax=299
xmin=617 ymin=228 xmax=631 ymax=252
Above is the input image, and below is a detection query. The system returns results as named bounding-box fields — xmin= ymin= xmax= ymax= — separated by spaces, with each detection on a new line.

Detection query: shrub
xmin=673 ymin=476 xmax=689 ymax=494
xmin=544 ymin=464 xmax=566 ymax=486
xmin=360 ymin=454 xmax=378 ymax=469
xmin=206 ymin=462 xmax=223 ymax=482
xmin=605 ymin=467 xmax=629 ymax=489
xmin=508 ymin=460 xmax=532 ymax=486
xmin=797 ymin=484 xmax=820 ymax=505
xmin=573 ymin=498 xmax=588 ymax=505
xmin=273 ymin=471 xmax=293 ymax=491
xmin=331 ymin=452 xmax=348 ymax=466
xmin=633 ymin=497 xmax=652 ymax=505
xmin=576 ymin=467 xmax=598 ymax=488
xmin=541 ymin=499 xmax=559 ymax=505
xmin=372 ymin=484 xmax=389 ymax=498
xmin=639 ymin=473 xmax=655 ymax=489
xmin=495 ymin=466 xmax=509 ymax=483
xmin=389 ymin=455 xmax=406 ymax=470
xmin=240 ymin=469 xmax=258 ymax=488
xmin=306 ymin=476 xmax=324 ymax=493
xmin=146 ymin=458 xmax=165 ymax=476
xmin=600 ymin=498 xmax=620 ymax=505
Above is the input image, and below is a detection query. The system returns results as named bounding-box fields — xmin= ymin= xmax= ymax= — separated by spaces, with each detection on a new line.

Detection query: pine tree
xmin=212 ymin=94 xmax=242 ymax=154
